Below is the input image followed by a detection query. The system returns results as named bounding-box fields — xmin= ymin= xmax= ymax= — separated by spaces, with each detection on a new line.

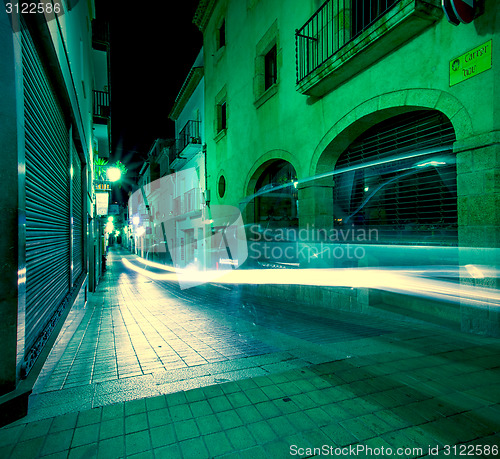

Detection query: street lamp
xmin=107 ymin=166 xmax=122 ymax=182
xmin=105 ymin=221 xmax=114 ymax=233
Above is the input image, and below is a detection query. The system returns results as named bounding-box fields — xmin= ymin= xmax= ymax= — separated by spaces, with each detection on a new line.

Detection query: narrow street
xmin=29 ymin=247 xmax=395 ymax=420
xmin=2 ymin=1 xmax=499 ymax=457
xmin=1 ymin=248 xmax=499 ymax=458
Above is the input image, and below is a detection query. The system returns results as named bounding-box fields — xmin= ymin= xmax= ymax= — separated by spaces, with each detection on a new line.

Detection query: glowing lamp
xmin=107 ymin=166 xmax=122 ymax=182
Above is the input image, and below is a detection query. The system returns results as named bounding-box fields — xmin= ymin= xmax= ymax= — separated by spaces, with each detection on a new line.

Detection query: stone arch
xmin=301 ymin=89 xmax=471 ymax=234
xmin=311 ymin=89 xmax=473 ymax=177
xmin=242 ymin=150 xmax=300 ymax=226
xmin=244 ymin=149 xmax=302 ymax=197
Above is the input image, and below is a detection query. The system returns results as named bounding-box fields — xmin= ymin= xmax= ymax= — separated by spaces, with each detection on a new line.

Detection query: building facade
xmin=193 ymin=0 xmax=499 ymax=335
xmin=168 ymin=49 xmax=210 ymax=270
xmin=133 ymin=139 xmax=165 ymax=260
xmin=131 ymin=50 xmax=209 ymax=269
xmin=0 ymin=2 xmax=112 ymax=424
xmin=131 ymin=48 xmax=245 ymax=274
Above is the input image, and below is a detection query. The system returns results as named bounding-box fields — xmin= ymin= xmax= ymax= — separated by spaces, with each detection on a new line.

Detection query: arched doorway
xmin=243 ymin=159 xmax=299 ymax=266
xmin=333 ymin=109 xmax=457 ymax=246
xmin=253 ymin=159 xmax=298 ymax=229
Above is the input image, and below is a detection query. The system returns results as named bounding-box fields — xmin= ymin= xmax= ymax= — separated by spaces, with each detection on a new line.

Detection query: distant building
xmin=168 ymin=49 xmax=210 ymax=269
xmin=0 ymin=2 xmax=112 ymax=424
xmin=132 ymin=49 xmax=237 ymax=272
xmin=193 ymin=0 xmax=499 ymax=335
xmin=133 ymin=138 xmax=169 ymax=260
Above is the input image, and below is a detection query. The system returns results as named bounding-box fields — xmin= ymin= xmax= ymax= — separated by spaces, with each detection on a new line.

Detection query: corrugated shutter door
xmin=72 ymin=144 xmax=84 ymax=281
xmin=334 ymin=110 xmax=457 ymax=245
xmin=22 ymin=25 xmax=71 ymax=358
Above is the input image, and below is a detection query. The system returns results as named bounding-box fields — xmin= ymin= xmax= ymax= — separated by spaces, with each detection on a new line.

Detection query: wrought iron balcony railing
xmin=296 ymin=0 xmax=401 ymax=83
xmin=93 ymin=90 xmax=110 ymax=119
xmin=176 ymin=120 xmax=201 ymax=157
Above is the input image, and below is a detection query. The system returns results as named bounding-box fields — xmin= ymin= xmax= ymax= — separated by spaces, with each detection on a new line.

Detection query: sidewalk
xmin=1 ymin=249 xmax=499 ymax=458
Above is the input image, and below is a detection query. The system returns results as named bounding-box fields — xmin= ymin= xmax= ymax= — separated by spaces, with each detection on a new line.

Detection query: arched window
xmin=333 ymin=110 xmax=457 ymax=245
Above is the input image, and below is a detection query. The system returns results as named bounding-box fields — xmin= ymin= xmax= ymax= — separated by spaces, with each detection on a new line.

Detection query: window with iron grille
xmin=333 ymin=110 xmax=457 ymax=245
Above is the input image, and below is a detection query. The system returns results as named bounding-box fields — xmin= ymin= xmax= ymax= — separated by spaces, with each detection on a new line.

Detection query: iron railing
xmin=93 ymin=90 xmax=110 ymax=118
xmin=296 ymin=0 xmax=401 ymax=83
xmin=176 ymin=120 xmax=201 ymax=157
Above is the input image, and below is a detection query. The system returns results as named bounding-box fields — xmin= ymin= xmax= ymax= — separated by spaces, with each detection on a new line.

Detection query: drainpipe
xmin=203 ymin=143 xmax=210 ymax=207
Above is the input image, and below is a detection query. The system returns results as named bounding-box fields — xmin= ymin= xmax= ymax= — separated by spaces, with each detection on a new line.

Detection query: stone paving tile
xmin=3 ymin=350 xmax=500 ymax=458
xmin=2 ymin=249 xmax=500 ymax=458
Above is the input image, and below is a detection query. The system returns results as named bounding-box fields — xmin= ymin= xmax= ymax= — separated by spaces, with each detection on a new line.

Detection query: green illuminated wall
xmin=197 ymin=0 xmax=499 ymax=335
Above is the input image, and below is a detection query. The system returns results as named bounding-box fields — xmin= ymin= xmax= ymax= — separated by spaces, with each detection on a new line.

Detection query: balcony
xmin=296 ymin=0 xmax=442 ymax=97
xmin=172 ymin=188 xmax=203 ymax=218
xmin=170 ymin=120 xmax=202 ymax=170
xmin=93 ymin=90 xmax=110 ymax=121
xmin=93 ymin=90 xmax=110 ymax=158
xmin=92 ymin=19 xmax=110 ymax=51
xmin=157 ymin=141 xmax=175 ymax=177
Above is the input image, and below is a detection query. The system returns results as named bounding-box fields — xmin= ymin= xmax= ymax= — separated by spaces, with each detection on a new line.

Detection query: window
xmin=214 ymin=86 xmax=227 ymax=137
xmin=217 ymin=101 xmax=227 ymax=132
xmin=254 ymin=21 xmax=279 ymax=105
xmin=218 ymin=175 xmax=226 ymax=198
xmin=217 ymin=20 xmax=226 ymax=49
xmin=264 ymin=45 xmax=277 ymax=90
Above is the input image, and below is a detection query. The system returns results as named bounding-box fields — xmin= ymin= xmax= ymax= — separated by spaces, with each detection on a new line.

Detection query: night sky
xmin=95 ymin=1 xmax=203 ymax=193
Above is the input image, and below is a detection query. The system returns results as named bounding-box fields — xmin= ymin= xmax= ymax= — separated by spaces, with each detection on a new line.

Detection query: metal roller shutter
xmin=333 ymin=110 xmax=457 ymax=245
xmin=22 ymin=24 xmax=71 ymax=369
xmin=72 ymin=143 xmax=84 ymax=282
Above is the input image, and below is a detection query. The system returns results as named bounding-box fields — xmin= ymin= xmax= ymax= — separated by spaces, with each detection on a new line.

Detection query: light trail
xmin=122 ymin=257 xmax=500 ymax=307
xmin=135 ymin=257 xmax=183 ymax=273
xmin=239 ymin=145 xmax=454 ymax=208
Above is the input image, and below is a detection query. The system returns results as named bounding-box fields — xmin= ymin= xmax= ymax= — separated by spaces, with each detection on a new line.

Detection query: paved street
xmin=1 ymin=248 xmax=499 ymax=458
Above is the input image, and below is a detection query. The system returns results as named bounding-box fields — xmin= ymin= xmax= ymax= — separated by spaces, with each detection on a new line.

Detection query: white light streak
xmin=121 ymin=257 xmax=500 ymax=308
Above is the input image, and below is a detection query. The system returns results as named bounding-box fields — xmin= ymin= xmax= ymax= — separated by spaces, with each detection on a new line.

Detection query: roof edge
xmin=193 ymin=0 xmax=217 ymax=32
xmin=168 ymin=67 xmax=205 ymax=121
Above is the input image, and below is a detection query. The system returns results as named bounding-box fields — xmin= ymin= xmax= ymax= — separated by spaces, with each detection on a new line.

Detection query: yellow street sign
xmin=450 ymin=40 xmax=492 ymax=86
